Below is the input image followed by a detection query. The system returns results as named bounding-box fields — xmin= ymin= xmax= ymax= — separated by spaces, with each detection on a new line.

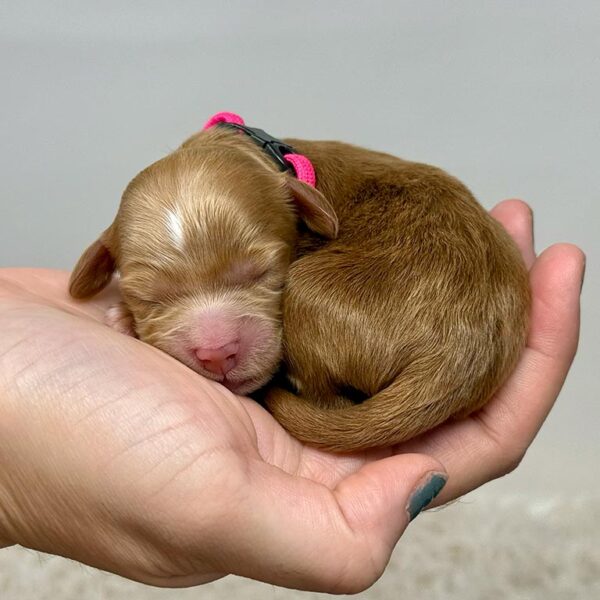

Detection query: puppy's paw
xmin=104 ymin=302 xmax=136 ymax=337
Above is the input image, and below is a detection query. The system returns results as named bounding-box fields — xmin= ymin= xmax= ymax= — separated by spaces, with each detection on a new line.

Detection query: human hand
xmin=0 ymin=267 xmax=446 ymax=593
xmin=0 ymin=200 xmax=584 ymax=593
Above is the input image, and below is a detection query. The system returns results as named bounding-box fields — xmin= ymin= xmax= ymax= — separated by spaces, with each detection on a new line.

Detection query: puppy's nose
xmin=195 ymin=341 xmax=240 ymax=375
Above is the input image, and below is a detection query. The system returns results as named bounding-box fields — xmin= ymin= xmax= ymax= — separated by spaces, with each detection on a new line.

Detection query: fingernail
xmin=407 ymin=473 xmax=447 ymax=521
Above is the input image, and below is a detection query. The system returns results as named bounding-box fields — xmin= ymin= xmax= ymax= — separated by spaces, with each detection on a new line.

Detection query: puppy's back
xmin=266 ymin=141 xmax=530 ymax=451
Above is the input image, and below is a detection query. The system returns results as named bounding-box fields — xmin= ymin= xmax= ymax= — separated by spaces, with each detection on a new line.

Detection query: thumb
xmin=334 ymin=453 xmax=448 ymax=565
xmin=232 ymin=453 xmax=446 ymax=594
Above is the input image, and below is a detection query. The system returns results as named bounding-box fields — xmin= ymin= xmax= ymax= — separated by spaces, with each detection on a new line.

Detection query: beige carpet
xmin=1 ymin=494 xmax=598 ymax=600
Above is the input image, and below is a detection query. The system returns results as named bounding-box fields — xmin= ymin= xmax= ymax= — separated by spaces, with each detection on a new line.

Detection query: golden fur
xmin=265 ymin=139 xmax=530 ymax=451
xmin=69 ymin=126 xmax=530 ymax=451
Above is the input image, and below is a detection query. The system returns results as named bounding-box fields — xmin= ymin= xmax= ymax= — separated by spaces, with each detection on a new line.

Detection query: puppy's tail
xmin=265 ymin=372 xmax=489 ymax=452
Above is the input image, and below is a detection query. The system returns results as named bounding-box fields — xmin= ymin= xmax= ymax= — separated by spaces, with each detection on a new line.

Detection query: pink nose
xmin=195 ymin=341 xmax=240 ymax=376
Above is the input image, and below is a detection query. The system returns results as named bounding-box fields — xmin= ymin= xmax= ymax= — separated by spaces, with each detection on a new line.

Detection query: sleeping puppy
xmin=69 ymin=124 xmax=336 ymax=395
xmin=69 ymin=115 xmax=530 ymax=451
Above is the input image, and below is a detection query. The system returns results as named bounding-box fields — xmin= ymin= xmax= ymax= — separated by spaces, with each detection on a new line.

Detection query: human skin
xmin=0 ymin=200 xmax=584 ymax=593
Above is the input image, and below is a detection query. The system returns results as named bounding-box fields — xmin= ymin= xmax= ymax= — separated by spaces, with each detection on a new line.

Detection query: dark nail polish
xmin=407 ymin=473 xmax=447 ymax=521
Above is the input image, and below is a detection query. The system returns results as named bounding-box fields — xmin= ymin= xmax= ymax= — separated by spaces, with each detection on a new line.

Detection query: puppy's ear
xmin=69 ymin=227 xmax=116 ymax=299
xmin=286 ymin=177 xmax=339 ymax=239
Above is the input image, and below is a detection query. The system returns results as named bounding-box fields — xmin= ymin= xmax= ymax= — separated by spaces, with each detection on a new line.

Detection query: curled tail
xmin=265 ymin=369 xmax=489 ymax=452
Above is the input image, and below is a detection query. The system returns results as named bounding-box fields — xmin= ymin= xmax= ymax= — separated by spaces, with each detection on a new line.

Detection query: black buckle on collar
xmin=218 ymin=122 xmax=296 ymax=172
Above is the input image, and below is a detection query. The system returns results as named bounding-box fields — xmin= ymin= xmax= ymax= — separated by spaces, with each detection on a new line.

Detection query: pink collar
xmin=203 ymin=112 xmax=316 ymax=188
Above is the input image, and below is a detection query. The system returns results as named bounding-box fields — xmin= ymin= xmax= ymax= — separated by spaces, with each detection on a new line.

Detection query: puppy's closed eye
xmin=224 ymin=242 xmax=289 ymax=288
xmin=225 ymin=258 xmax=270 ymax=286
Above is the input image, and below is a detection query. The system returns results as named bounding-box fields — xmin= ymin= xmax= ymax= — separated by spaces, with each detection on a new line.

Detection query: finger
xmin=0 ymin=268 xmax=121 ymax=320
xmin=219 ymin=454 xmax=446 ymax=593
xmin=0 ymin=268 xmax=62 ymax=298
xmin=401 ymin=243 xmax=584 ymax=505
xmin=490 ymin=199 xmax=536 ymax=269
xmin=477 ymin=242 xmax=584 ymax=439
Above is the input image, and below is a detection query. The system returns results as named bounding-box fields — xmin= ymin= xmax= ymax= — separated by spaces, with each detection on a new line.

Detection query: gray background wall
xmin=1 ymin=0 xmax=598 ymax=502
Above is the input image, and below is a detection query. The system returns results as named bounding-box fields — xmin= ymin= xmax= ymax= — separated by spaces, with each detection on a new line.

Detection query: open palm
xmin=0 ymin=200 xmax=583 ymax=593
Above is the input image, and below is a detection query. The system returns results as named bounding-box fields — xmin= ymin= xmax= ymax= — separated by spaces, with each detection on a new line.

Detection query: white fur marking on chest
xmin=166 ymin=209 xmax=185 ymax=250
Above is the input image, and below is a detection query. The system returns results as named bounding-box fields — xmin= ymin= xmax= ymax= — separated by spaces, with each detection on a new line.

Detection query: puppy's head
xmin=69 ymin=127 xmax=337 ymax=394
